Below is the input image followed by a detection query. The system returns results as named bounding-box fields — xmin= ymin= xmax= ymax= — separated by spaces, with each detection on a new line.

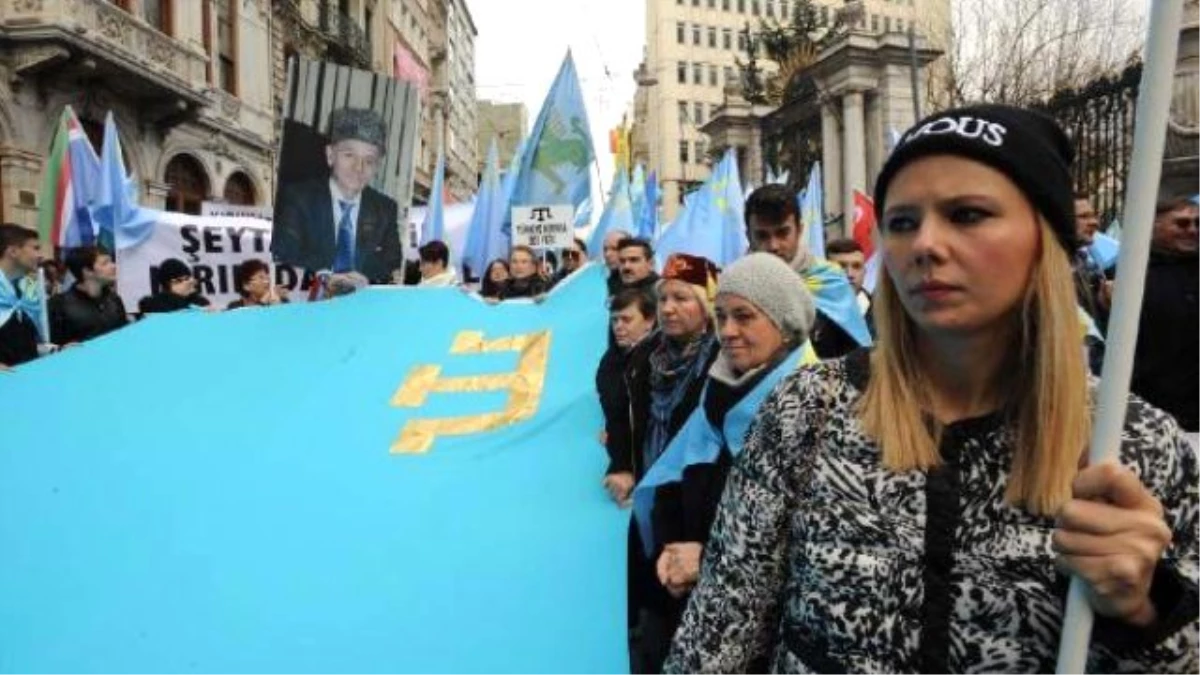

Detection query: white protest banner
xmin=511 ymin=205 xmax=573 ymax=249
xmin=201 ymin=201 xmax=273 ymax=220
xmin=117 ymin=211 xmax=313 ymax=310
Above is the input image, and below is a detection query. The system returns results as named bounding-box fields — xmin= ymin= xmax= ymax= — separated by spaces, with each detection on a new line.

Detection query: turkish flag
xmin=852 ymin=190 xmax=877 ymax=258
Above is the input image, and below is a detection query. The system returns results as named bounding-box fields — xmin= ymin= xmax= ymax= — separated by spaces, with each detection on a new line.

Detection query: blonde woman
xmin=666 ymin=105 xmax=1198 ymax=673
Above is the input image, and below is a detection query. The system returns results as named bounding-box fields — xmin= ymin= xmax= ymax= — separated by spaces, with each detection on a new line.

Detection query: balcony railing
xmin=318 ymin=3 xmax=371 ymax=69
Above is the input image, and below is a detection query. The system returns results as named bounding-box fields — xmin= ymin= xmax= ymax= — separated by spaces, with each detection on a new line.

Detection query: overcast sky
xmin=469 ymin=0 xmax=644 ymax=217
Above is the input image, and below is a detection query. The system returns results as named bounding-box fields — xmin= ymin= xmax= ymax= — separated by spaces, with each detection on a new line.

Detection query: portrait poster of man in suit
xmin=272 ymin=107 xmax=404 ymax=285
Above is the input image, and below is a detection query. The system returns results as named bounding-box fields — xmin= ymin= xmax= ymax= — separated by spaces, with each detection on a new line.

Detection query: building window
xmin=142 ymin=0 xmax=171 ymax=35
xmin=752 ymin=0 xmax=760 ymax=16
xmin=722 ymin=0 xmax=730 ymax=9
xmin=781 ymin=0 xmax=789 ymax=19
xmin=693 ymin=101 xmax=704 ymax=125
xmin=896 ymin=18 xmax=904 ymax=31
xmin=677 ymin=22 xmax=685 ymax=43
xmin=709 ymin=64 xmax=718 ymax=86
xmin=679 ymin=140 xmax=690 ymax=164
xmin=708 ymin=0 xmax=716 ymax=7
xmin=871 ymin=14 xmax=879 ymax=31
xmin=884 ymin=16 xmax=892 ymax=32
xmin=723 ymin=28 xmax=732 ymax=49
xmin=710 ymin=102 xmax=719 ymax=119
xmin=737 ymin=32 xmax=747 ymax=50
xmin=207 ymin=0 xmax=237 ymax=95
xmin=693 ymin=62 xmax=703 ymax=84
xmin=678 ymin=101 xmax=689 ymax=123
xmin=819 ymin=5 xmax=829 ymax=24
xmin=708 ymin=27 xmax=716 ymax=48
xmin=692 ymin=24 xmax=701 ymax=45
xmin=724 ymin=65 xmax=735 ymax=85
xmin=677 ymin=61 xmax=687 ymax=83
xmin=766 ymin=0 xmax=774 ymax=18
xmin=164 ymin=154 xmax=210 ymax=215
xmin=695 ymin=140 xmax=707 ymax=163
xmin=223 ymin=172 xmax=256 ymax=206
xmin=692 ymin=0 xmax=699 ymax=6
xmin=737 ymin=0 xmax=745 ymax=12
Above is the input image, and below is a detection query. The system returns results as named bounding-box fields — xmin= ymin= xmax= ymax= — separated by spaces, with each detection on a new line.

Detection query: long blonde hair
xmin=858 ymin=219 xmax=1090 ymax=515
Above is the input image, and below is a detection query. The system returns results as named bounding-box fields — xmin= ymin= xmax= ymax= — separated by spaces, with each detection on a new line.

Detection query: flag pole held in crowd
xmin=1055 ymin=1 xmax=1185 ymax=672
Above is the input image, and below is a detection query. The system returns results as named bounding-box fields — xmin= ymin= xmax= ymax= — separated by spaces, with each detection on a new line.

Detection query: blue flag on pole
xmin=800 ymin=162 xmax=825 ymax=260
xmin=0 ymin=266 xmax=626 ymax=673
xmin=587 ymin=169 xmax=634 ymax=258
xmin=66 ymin=109 xmax=103 ymax=247
xmin=422 ymin=149 xmax=447 ymax=246
xmin=509 ymin=53 xmax=595 ymax=229
xmin=636 ymin=170 xmax=659 ymax=240
xmin=95 ymin=112 xmax=157 ymax=252
xmin=655 ymin=150 xmax=747 ymax=267
xmin=629 ymin=164 xmax=646 ymax=229
xmin=462 ymin=139 xmax=506 ymax=276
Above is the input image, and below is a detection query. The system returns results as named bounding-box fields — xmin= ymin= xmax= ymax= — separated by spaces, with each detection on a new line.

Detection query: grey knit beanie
xmin=717 ymin=252 xmax=816 ymax=345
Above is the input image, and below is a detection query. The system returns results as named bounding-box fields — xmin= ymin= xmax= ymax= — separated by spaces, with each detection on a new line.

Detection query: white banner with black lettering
xmin=116 ymin=212 xmax=313 ymax=311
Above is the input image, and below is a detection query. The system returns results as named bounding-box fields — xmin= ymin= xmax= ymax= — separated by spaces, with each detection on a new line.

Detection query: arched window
xmin=164 ymin=154 xmax=210 ymax=215
xmin=223 ymin=171 xmax=256 ymax=205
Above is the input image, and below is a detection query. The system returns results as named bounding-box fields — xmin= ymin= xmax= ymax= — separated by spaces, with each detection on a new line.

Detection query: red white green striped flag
xmin=36 ymin=107 xmax=74 ymax=249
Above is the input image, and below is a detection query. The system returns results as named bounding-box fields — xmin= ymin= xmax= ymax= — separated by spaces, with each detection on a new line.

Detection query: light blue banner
xmin=0 ymin=265 xmax=627 ymax=673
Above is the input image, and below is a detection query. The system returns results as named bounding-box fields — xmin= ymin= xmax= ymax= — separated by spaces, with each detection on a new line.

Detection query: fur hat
xmin=327 ymin=107 xmax=387 ymax=152
xmin=717 ymin=252 xmax=816 ymax=345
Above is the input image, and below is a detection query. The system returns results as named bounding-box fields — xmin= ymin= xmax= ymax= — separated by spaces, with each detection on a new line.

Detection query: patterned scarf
xmin=644 ymin=331 xmax=716 ymax=472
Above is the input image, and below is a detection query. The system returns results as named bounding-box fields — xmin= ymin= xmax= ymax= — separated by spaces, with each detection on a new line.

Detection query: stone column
xmin=145 ymin=180 xmax=172 ymax=211
xmin=820 ymin=101 xmax=842 ymax=222
xmin=842 ymin=90 xmax=867 ymax=237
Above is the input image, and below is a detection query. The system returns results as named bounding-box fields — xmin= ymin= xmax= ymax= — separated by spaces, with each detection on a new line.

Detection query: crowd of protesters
xmin=1 ymin=103 xmax=1197 ymax=674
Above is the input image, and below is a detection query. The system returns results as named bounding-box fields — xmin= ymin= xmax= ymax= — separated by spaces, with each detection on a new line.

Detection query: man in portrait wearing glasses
xmin=271 ymin=107 xmax=404 ymax=286
xmin=1132 ymin=194 xmax=1199 ymax=436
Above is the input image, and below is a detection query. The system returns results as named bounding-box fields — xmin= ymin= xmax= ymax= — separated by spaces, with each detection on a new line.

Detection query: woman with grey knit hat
xmin=630 ymin=252 xmax=817 ymax=656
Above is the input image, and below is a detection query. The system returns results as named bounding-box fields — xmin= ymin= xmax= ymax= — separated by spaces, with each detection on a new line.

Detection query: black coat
xmin=1131 ymin=252 xmax=1198 ymax=431
xmin=595 ymin=336 xmax=656 ymax=476
xmin=49 ymin=286 xmax=128 ymax=345
xmin=0 ymin=311 xmax=38 ymax=367
xmin=271 ymin=179 xmax=404 ymax=284
xmin=499 ymin=275 xmax=549 ymax=300
xmin=138 ymin=292 xmax=210 ymax=315
xmin=626 ymin=332 xmax=719 ymax=623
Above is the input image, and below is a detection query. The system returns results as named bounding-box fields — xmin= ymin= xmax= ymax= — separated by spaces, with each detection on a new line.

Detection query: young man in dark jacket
xmin=1132 ymin=195 xmax=1198 ymax=432
xmin=0 ymin=224 xmax=42 ymax=369
xmin=49 ymin=246 xmax=128 ymax=345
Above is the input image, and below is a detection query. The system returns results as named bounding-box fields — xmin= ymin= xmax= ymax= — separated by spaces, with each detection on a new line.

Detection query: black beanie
xmin=873 ymin=104 xmax=1077 ymax=252
xmin=157 ymin=258 xmax=191 ymax=290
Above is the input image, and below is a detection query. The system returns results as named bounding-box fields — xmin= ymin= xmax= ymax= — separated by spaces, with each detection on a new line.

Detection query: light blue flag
xmin=574 ymin=196 xmax=593 ymax=229
xmin=1089 ymin=231 xmax=1120 ymax=271
xmin=422 ymin=149 xmax=447 ymax=246
xmin=632 ymin=346 xmax=810 ymax=555
xmin=636 ymin=170 xmax=659 ymax=240
xmin=95 ymin=112 xmax=157 ymax=252
xmin=800 ymin=162 xmax=825 ymax=259
xmin=0 ymin=266 xmax=627 ymax=672
xmin=629 ymin=164 xmax=646 ymax=231
xmin=655 ymin=150 xmax=747 ymax=267
xmin=462 ymin=139 xmax=504 ymax=275
xmin=806 ymin=257 xmax=873 ymax=346
xmin=499 ymin=136 xmax=529 ymax=239
xmin=587 ymin=169 xmax=634 ymax=258
xmin=66 ymin=108 xmax=102 ymax=248
xmin=508 ymin=53 xmax=594 ymax=230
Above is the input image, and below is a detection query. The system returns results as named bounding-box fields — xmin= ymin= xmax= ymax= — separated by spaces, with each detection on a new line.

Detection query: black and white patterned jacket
xmin=667 ymin=350 xmax=1199 ymax=673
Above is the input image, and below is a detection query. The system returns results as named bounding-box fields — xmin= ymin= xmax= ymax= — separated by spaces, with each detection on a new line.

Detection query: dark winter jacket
xmin=138 ymin=292 xmax=211 ymax=315
xmin=0 ymin=311 xmax=38 ymax=367
xmin=49 ymin=286 xmax=128 ymax=345
xmin=1132 ymin=251 xmax=1198 ymax=431
xmin=498 ymin=275 xmax=549 ymax=300
xmin=595 ymin=335 xmax=656 ymax=476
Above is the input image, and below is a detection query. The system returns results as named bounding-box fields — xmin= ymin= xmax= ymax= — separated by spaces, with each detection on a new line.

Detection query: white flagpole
xmin=1055 ymin=1 xmax=1185 ymax=672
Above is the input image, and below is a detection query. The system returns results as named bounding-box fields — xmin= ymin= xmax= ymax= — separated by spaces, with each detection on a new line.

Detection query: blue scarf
xmin=0 ymin=271 xmax=46 ymax=342
xmin=644 ymin=332 xmax=717 ymax=473
xmin=633 ymin=344 xmax=814 ymax=555
xmin=805 ymin=257 xmax=873 ymax=347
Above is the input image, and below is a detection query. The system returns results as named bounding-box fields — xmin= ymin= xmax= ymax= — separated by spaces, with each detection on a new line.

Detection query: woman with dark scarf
xmin=631 ymin=253 xmax=817 ymax=670
xmin=625 ymin=252 xmax=720 ymax=674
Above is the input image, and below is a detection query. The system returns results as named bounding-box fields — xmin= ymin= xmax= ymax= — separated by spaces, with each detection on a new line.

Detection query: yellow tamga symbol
xmin=389 ymin=330 xmax=552 ymax=454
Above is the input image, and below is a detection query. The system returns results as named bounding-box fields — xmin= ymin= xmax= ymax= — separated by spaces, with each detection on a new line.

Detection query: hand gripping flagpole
xmin=1055 ymin=1 xmax=1185 ymax=672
